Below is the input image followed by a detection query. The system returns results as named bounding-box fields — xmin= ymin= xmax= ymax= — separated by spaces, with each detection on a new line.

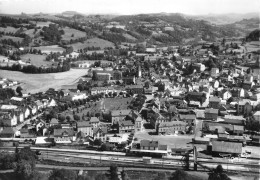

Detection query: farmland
xmin=0 ymin=35 xmax=24 ymax=42
xmin=0 ymin=69 xmax=88 ymax=93
xmin=32 ymin=45 xmax=65 ymax=54
xmin=20 ymin=54 xmax=50 ymax=67
xmin=0 ymin=26 xmax=19 ymax=33
xmin=70 ymin=37 xmax=115 ymax=50
xmin=61 ymin=27 xmax=86 ymax=41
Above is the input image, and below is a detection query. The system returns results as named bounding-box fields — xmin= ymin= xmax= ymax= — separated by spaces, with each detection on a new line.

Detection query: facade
xmin=77 ymin=121 xmax=93 ymax=137
xmin=118 ymin=120 xmax=135 ymax=133
xmin=157 ymin=121 xmax=186 ymax=135
xmin=125 ymin=85 xmax=144 ymax=94
xmin=135 ymin=116 xmax=144 ymax=132
xmin=209 ymin=96 xmax=221 ymax=109
xmin=140 ymin=140 xmax=158 ymax=150
xmin=111 ymin=110 xmax=132 ymax=124
xmin=253 ymin=111 xmax=260 ymax=121
xmin=224 ymin=115 xmax=245 ymax=125
xmin=54 ymin=128 xmax=74 ymax=143
xmin=204 ymin=108 xmax=218 ymax=120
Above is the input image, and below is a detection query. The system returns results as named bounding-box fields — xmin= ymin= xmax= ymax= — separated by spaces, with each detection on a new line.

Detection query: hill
xmin=246 ymin=29 xmax=260 ymax=42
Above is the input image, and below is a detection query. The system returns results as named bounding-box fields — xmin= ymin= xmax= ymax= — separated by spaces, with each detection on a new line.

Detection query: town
xmin=0 ymin=9 xmax=259 ymax=180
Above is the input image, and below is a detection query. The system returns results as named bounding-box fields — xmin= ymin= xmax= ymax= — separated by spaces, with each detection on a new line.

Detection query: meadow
xmin=70 ymin=37 xmax=115 ymax=50
xmin=61 ymin=27 xmax=86 ymax=41
xmin=0 ymin=69 xmax=88 ymax=93
xmin=20 ymin=54 xmax=50 ymax=67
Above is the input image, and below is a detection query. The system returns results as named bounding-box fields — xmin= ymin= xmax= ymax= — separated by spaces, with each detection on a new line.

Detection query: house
xmin=20 ymin=128 xmax=36 ymax=139
xmin=140 ymin=140 xmax=158 ymax=150
xmin=220 ymin=89 xmax=232 ymax=100
xmin=211 ymin=141 xmax=242 ymax=156
xmin=118 ymin=120 xmax=135 ymax=133
xmin=111 ymin=109 xmax=132 ymax=124
xmin=90 ymin=117 xmax=100 ymax=128
xmin=224 ymin=115 xmax=245 ymax=125
xmin=237 ymin=99 xmax=252 ymax=115
xmin=150 ymin=113 xmax=167 ymax=128
xmin=0 ymin=112 xmax=17 ymax=126
xmin=122 ymin=76 xmax=135 ymax=85
xmin=93 ymin=127 xmax=107 ymax=141
xmin=0 ymin=127 xmax=15 ymax=138
xmin=28 ymin=105 xmax=37 ymax=115
xmin=135 ymin=116 xmax=144 ymax=132
xmin=125 ymin=85 xmax=144 ymax=94
xmin=211 ymin=68 xmax=219 ymax=77
xmin=23 ymin=107 xmax=30 ymax=119
xmin=187 ymin=92 xmax=206 ymax=104
xmin=204 ymin=108 xmax=218 ymax=120
xmin=209 ymin=96 xmax=221 ymax=109
xmin=179 ymin=114 xmax=196 ymax=125
xmin=77 ymin=121 xmax=93 ymax=137
xmin=54 ymin=128 xmax=74 ymax=143
xmin=10 ymin=97 xmax=24 ymax=105
xmin=49 ymin=118 xmax=59 ymax=126
xmin=253 ymin=111 xmax=260 ymax=121
xmin=157 ymin=121 xmax=186 ymax=135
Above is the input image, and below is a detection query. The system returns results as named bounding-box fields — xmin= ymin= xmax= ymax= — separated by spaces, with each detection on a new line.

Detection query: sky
xmin=0 ymin=0 xmax=259 ymax=15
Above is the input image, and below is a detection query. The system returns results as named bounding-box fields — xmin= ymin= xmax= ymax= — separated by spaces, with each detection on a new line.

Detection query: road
xmin=13 ymin=113 xmax=43 ymax=132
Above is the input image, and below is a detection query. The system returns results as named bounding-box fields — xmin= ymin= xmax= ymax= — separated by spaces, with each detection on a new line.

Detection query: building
xmin=224 ymin=115 xmax=245 ymax=125
xmin=0 ymin=127 xmax=15 ymax=138
xmin=204 ymin=108 xmax=218 ymax=120
xmin=122 ymin=76 xmax=135 ymax=85
xmin=209 ymin=96 xmax=221 ymax=109
xmin=237 ymin=99 xmax=252 ymax=115
xmin=179 ymin=114 xmax=196 ymax=125
xmin=90 ymin=117 xmax=100 ymax=128
xmin=125 ymin=85 xmax=144 ymax=94
xmin=157 ymin=121 xmax=186 ymax=135
xmin=118 ymin=120 xmax=135 ymax=133
xmin=93 ymin=127 xmax=107 ymax=141
xmin=77 ymin=121 xmax=93 ymax=137
xmin=211 ymin=141 xmax=242 ymax=156
xmin=135 ymin=116 xmax=144 ymax=132
xmin=211 ymin=68 xmax=219 ymax=77
xmin=111 ymin=110 xmax=132 ymax=124
xmin=253 ymin=111 xmax=260 ymax=121
xmin=96 ymin=72 xmax=112 ymax=81
xmin=113 ymin=71 xmax=122 ymax=80
xmin=54 ymin=128 xmax=74 ymax=144
xmin=140 ymin=140 xmax=158 ymax=150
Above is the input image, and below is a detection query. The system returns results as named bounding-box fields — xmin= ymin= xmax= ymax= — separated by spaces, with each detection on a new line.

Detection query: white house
xmin=253 ymin=111 xmax=260 ymax=122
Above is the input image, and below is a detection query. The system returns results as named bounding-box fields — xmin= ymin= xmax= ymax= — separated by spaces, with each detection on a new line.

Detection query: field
xmin=0 ymin=69 xmax=88 ymax=93
xmin=0 ymin=26 xmax=19 ymax=33
xmin=20 ymin=54 xmax=50 ymax=67
xmin=0 ymin=35 xmax=24 ymax=42
xmin=32 ymin=45 xmax=65 ymax=54
xmin=61 ymin=27 xmax=86 ymax=41
xmin=70 ymin=37 xmax=115 ymax=50
xmin=245 ymin=41 xmax=260 ymax=52
xmin=123 ymin=33 xmax=137 ymax=41
xmin=30 ymin=21 xmax=54 ymax=27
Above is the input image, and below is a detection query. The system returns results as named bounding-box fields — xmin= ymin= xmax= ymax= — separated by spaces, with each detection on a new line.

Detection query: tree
xmin=49 ymin=169 xmax=77 ymax=180
xmin=73 ymin=114 xmax=80 ymax=121
xmin=77 ymin=84 xmax=84 ymax=91
xmin=121 ymin=170 xmax=129 ymax=180
xmin=92 ymin=71 xmax=98 ymax=81
xmin=109 ymin=165 xmax=119 ymax=180
xmin=15 ymin=160 xmax=34 ymax=180
xmin=93 ymin=138 xmax=102 ymax=146
xmin=16 ymin=86 xmax=23 ymax=97
xmin=169 ymin=169 xmax=189 ymax=180
xmin=208 ymin=165 xmax=231 ymax=180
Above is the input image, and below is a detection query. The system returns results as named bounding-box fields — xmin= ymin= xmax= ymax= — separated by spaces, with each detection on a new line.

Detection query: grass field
xmin=0 ymin=35 xmax=24 ymax=42
xmin=123 ymin=33 xmax=137 ymax=41
xmin=30 ymin=21 xmax=53 ymax=27
xmin=0 ymin=26 xmax=19 ymax=33
xmin=0 ymin=69 xmax=88 ymax=93
xmin=70 ymin=37 xmax=115 ymax=50
xmin=33 ymin=45 xmax=65 ymax=54
xmin=20 ymin=54 xmax=50 ymax=67
xmin=61 ymin=27 xmax=86 ymax=41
